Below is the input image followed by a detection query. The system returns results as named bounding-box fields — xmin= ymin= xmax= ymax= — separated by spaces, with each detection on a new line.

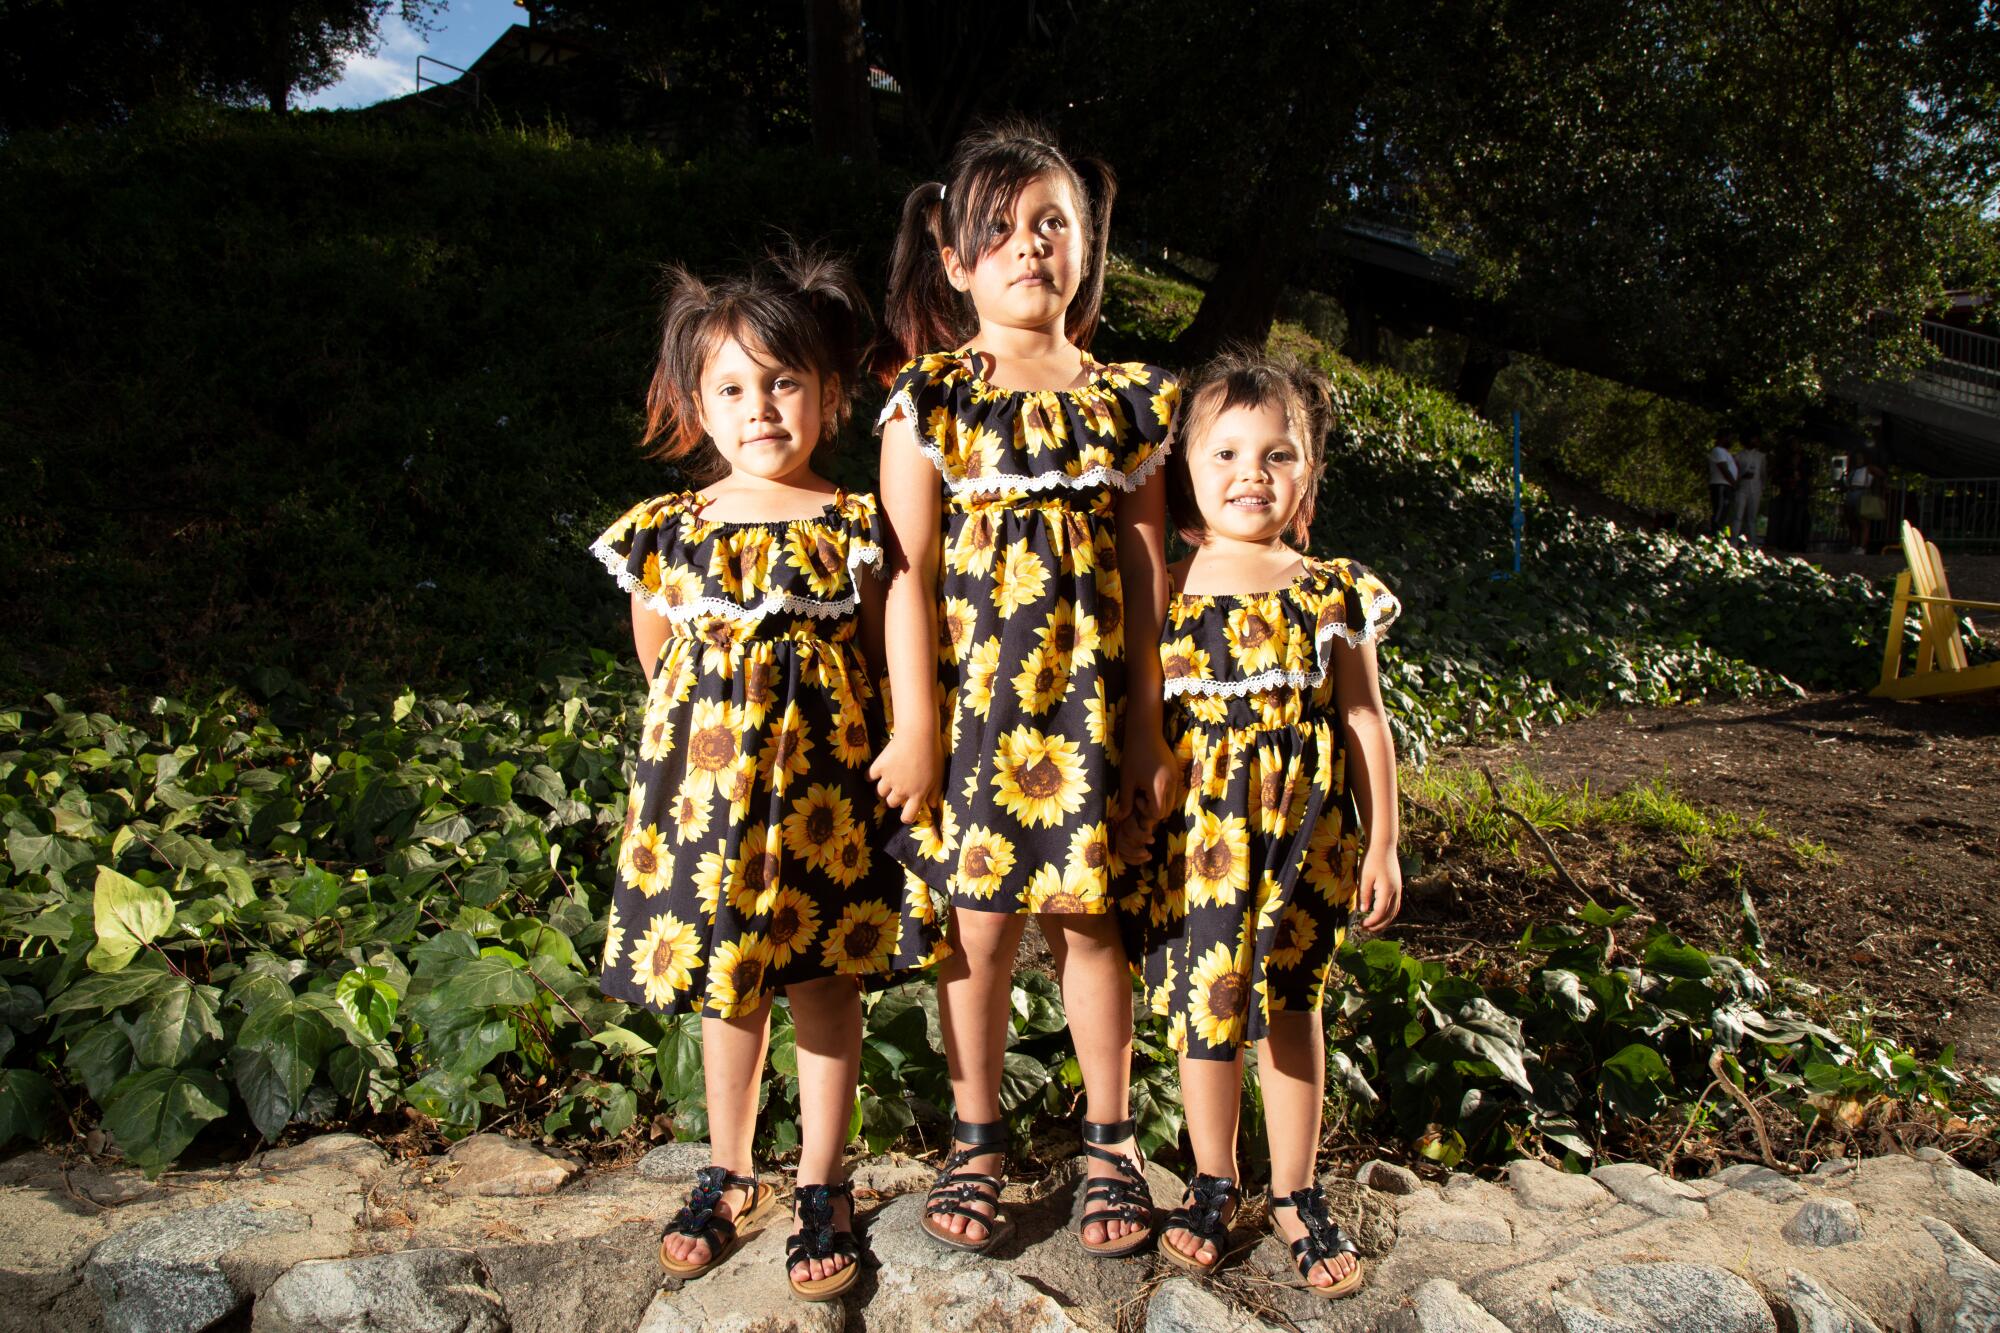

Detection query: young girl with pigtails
xmin=591 ymin=247 xmax=946 ymax=1301
xmin=1132 ymin=349 xmax=1403 ymax=1298
xmin=871 ymin=120 xmax=1181 ymax=1257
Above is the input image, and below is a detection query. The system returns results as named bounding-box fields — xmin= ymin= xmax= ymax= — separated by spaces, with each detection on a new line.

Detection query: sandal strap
xmin=949 ymin=1116 xmax=1009 ymax=1147
xmin=1079 ymin=1116 xmax=1138 ymax=1146
xmin=925 ymin=1119 xmax=1008 ymax=1223
xmin=668 ymin=1164 xmax=760 ymax=1244
xmin=1162 ymin=1173 xmax=1238 ymax=1241
xmin=787 ymin=1182 xmax=858 ymax=1264
xmin=1275 ymin=1185 xmax=1358 ymax=1275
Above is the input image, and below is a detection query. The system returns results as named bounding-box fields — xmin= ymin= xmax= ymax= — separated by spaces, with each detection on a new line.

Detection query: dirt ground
xmin=1415 ymin=691 xmax=2000 ymax=1070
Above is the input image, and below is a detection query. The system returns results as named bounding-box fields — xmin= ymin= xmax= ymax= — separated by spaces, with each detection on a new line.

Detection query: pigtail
xmin=643 ymin=264 xmax=714 ymax=462
xmin=1284 ymin=359 xmax=1334 ymax=543
xmin=877 ymin=182 xmax=968 ymax=382
xmin=1066 ymin=156 xmax=1118 ymax=353
xmin=768 ymin=241 xmax=873 ymax=440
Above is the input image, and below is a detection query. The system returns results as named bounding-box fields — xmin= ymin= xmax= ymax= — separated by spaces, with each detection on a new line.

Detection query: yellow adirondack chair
xmin=1872 ymin=521 xmax=2000 ymax=700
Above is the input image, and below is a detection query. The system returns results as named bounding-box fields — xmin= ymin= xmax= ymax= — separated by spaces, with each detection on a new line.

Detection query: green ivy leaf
xmin=1600 ymin=1043 xmax=1671 ymax=1119
xmin=998 ymin=1051 xmax=1049 ymax=1113
xmin=132 ymin=981 xmax=224 ymax=1069
xmin=0 ymin=1069 xmax=55 ymax=1148
xmin=88 ymin=866 xmax=175 ymax=972
xmin=103 ymin=1067 xmax=229 ymax=1176
xmin=233 ymin=995 xmax=336 ymax=1138
xmin=46 ymin=962 xmax=177 ymax=1016
xmin=334 ymin=967 xmax=399 ymax=1044
xmin=64 ymin=1020 xmax=137 ymax=1102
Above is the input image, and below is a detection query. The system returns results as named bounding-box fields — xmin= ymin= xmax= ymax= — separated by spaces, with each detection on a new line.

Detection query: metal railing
xmin=1915 ymin=318 xmax=2000 ymax=411
xmin=415 ymin=56 xmax=481 ymax=111
xmin=1802 ymin=476 xmax=2000 ymax=551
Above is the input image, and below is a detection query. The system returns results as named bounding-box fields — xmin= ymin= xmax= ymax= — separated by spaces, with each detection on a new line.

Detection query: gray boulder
xmin=1144 ymin=1277 xmax=1261 ymax=1333
xmin=1553 ymin=1261 xmax=1778 ymax=1333
xmin=1919 ymin=1216 xmax=2000 ymax=1333
xmin=1782 ymin=1272 xmax=1883 ymax=1333
xmin=1711 ymin=1163 xmax=1807 ymax=1203
xmin=87 ymin=1199 xmax=308 ymax=1333
xmin=1589 ymin=1163 xmax=1708 ymax=1220
xmin=1404 ymin=1279 xmax=1512 ymax=1332
xmin=637 ymin=1141 xmax=713 ymax=1184
xmin=445 ymin=1134 xmax=579 ymax=1197
xmin=1357 ymin=1159 xmax=1425 ymax=1196
xmin=253 ymin=1248 xmax=507 ymax=1333
xmin=1508 ymin=1159 xmax=1612 ymax=1212
xmin=1781 ymin=1198 xmax=1863 ymax=1247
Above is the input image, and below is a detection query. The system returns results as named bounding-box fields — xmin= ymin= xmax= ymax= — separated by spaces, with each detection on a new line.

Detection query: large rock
xmin=1919 ymin=1216 xmax=2000 ymax=1333
xmin=1508 ymin=1159 xmax=1612 ymax=1212
xmin=1710 ymin=1163 xmax=1807 ymax=1203
xmin=1936 ymin=1164 xmax=2000 ymax=1260
xmin=1402 ymin=1279 xmax=1512 ymax=1332
xmin=637 ymin=1142 xmax=713 ymax=1184
xmin=1782 ymin=1272 xmax=1884 ymax=1333
xmin=922 ymin=1266 xmax=1084 ymax=1332
xmin=261 ymin=1134 xmax=389 ymax=1177
xmin=849 ymin=1153 xmax=933 ymax=1197
xmin=478 ymin=1218 xmax=664 ymax=1333
xmin=635 ymin=1281 xmax=843 ymax=1333
xmin=1357 ymin=1159 xmax=1426 ymax=1196
xmin=1589 ymin=1163 xmax=1707 ymax=1220
xmin=252 ymin=1248 xmax=507 ymax=1333
xmin=87 ymin=1199 xmax=308 ymax=1333
xmin=1397 ymin=1199 xmax=1513 ymax=1245
xmin=1144 ymin=1277 xmax=1261 ymax=1333
xmin=445 ymin=1134 xmax=579 ymax=1197
xmin=1781 ymin=1198 xmax=1863 ymax=1247
xmin=866 ymin=1193 xmax=982 ymax=1275
xmin=1552 ymin=1261 xmax=1779 ymax=1333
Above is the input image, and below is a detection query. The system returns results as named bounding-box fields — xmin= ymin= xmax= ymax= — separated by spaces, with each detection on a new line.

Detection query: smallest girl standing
xmin=591 ymin=248 xmax=942 ymax=1301
xmin=1126 ymin=350 xmax=1402 ymax=1298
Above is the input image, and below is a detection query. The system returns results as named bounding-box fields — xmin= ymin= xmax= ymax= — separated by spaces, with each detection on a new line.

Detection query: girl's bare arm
xmin=1116 ymin=466 xmax=1177 ymax=826
xmin=1332 ymin=639 xmax=1402 ymax=930
xmin=870 ymin=414 xmax=944 ymax=823
xmin=630 ymin=594 xmax=671 ymax=684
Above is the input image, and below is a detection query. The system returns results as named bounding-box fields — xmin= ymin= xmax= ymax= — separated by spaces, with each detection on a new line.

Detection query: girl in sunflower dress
xmin=591 ymin=249 xmax=943 ymax=1303
xmin=1127 ymin=351 xmax=1402 ymax=1299
xmin=872 ymin=120 xmax=1181 ymax=1258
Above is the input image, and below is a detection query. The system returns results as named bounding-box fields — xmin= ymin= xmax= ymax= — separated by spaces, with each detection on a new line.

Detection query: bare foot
xmin=662 ymin=1176 xmax=756 ymax=1268
xmin=925 ymin=1142 xmax=1004 ymax=1243
xmin=1081 ymin=1134 xmax=1148 ymax=1247
xmin=788 ymin=1187 xmax=854 ymax=1284
xmin=1270 ymin=1202 xmax=1357 ymax=1288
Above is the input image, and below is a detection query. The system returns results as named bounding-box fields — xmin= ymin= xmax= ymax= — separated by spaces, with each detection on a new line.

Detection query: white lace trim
xmin=878 ymin=387 xmax=1172 ymax=497
xmin=590 ymin=536 xmax=882 ymax=624
xmin=1159 ymin=585 xmax=1400 ymax=700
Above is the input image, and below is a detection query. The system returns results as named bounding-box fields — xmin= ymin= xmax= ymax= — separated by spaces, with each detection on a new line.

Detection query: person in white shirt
xmin=1729 ymin=436 xmax=1766 ymax=544
xmin=1707 ymin=432 xmax=1739 ymax=535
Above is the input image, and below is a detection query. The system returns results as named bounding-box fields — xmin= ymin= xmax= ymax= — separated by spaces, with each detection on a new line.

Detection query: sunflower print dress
xmin=590 ymin=490 xmax=945 ymax=1017
xmin=1126 ymin=557 xmax=1399 ymax=1058
xmin=878 ymin=351 xmax=1180 ymax=915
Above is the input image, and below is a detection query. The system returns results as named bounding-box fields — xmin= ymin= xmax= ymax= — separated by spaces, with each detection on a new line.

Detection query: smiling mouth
xmin=1228 ymin=495 xmax=1272 ymax=507
xmin=742 ymin=434 xmax=790 ymax=447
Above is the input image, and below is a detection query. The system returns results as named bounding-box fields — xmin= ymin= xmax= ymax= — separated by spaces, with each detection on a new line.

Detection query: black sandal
xmin=1271 ymin=1185 xmax=1363 ymax=1298
xmin=786 ymin=1181 xmax=861 ymax=1302
xmin=919 ymin=1117 xmax=1013 ymax=1252
xmin=1077 ymin=1115 xmax=1155 ymax=1257
xmin=1159 ymin=1172 xmax=1239 ymax=1276
xmin=658 ymin=1165 xmax=776 ymax=1278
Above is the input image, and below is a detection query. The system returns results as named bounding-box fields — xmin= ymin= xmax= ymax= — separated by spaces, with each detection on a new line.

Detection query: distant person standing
xmin=1768 ymin=437 xmax=1811 ymax=551
xmin=1729 ymin=435 xmax=1766 ymax=545
xmin=1843 ymin=455 xmax=1883 ymax=553
xmin=1707 ymin=431 xmax=1739 ymax=536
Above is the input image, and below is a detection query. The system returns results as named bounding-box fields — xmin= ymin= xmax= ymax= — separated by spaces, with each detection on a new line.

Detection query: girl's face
xmin=942 ymin=172 xmax=1084 ymax=332
xmin=1187 ymin=401 xmax=1311 ymax=545
xmin=695 ymin=333 xmax=835 ymax=485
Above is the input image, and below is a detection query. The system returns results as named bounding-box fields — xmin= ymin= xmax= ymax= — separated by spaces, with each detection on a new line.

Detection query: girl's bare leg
xmin=1161 ymin=1051 xmax=1244 ymax=1264
xmin=786 ymin=975 xmax=862 ymax=1282
xmin=1259 ymin=1010 xmax=1354 ymax=1287
xmin=1045 ymin=911 xmax=1144 ymax=1245
xmin=932 ymin=906 xmax=1029 ymax=1240
xmin=661 ymin=1001 xmax=772 ymax=1266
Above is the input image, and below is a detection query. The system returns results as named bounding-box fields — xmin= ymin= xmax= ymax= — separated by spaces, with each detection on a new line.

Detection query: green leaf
xmin=430 ymin=956 xmax=536 ymax=1012
xmin=132 ymin=981 xmax=225 ymax=1069
xmin=1600 ymin=1042 xmax=1671 ymax=1119
xmin=421 ymin=1007 xmax=516 ymax=1078
xmin=46 ymin=963 xmax=177 ymax=1016
xmin=997 ymin=1051 xmax=1049 ymax=1113
xmin=458 ymin=763 xmax=517 ymax=807
xmin=1437 ymin=999 xmax=1535 ymax=1094
xmin=590 ymin=1025 xmax=656 ymax=1059
xmin=502 ymin=919 xmax=582 ymax=971
xmin=103 ymin=1067 xmax=229 ymax=1175
xmin=5 ymin=830 xmax=95 ymax=877
xmin=88 ymin=866 xmax=175 ymax=972
xmin=655 ymin=1013 xmax=704 ymax=1103
xmin=1130 ymin=1069 xmax=1184 ymax=1155
xmin=0 ymin=1069 xmax=55 ymax=1148
xmin=334 ymin=967 xmax=399 ymax=1044
xmin=233 ymin=995 xmax=335 ymax=1138
xmin=1641 ymin=930 xmax=1714 ymax=979
xmin=64 ymin=1020 xmax=137 ymax=1102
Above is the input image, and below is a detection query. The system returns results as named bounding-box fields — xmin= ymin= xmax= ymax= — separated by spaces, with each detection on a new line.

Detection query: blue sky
xmin=302 ymin=1 xmax=526 ymax=110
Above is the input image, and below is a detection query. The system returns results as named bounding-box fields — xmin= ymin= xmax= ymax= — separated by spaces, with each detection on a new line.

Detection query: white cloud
xmin=301 ymin=19 xmax=430 ymax=111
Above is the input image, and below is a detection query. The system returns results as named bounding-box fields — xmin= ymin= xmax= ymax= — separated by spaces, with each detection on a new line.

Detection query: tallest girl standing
xmin=871 ymin=121 xmax=1180 ymax=1256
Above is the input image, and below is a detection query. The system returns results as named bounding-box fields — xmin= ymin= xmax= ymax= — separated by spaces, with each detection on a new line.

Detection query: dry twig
xmin=1479 ymin=765 xmax=1647 ymax=910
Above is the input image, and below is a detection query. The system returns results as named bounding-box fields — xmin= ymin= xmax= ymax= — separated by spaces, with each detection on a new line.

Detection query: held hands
xmin=1353 ymin=842 xmax=1403 ymax=932
xmin=1112 ymin=725 xmax=1180 ymax=865
xmin=868 ymin=730 xmax=941 ymax=826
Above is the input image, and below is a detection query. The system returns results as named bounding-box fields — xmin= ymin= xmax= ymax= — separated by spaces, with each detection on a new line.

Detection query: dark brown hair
xmin=1166 ymin=348 xmax=1334 ymax=546
xmin=874 ymin=117 xmax=1116 ymax=381
xmin=643 ymin=244 xmax=871 ymax=479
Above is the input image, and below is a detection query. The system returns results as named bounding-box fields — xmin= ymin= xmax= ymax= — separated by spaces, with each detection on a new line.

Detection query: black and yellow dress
xmin=1127 ymin=558 xmax=1400 ymax=1058
xmin=590 ymin=489 xmax=945 ymax=1016
xmin=878 ymin=351 xmax=1181 ymax=914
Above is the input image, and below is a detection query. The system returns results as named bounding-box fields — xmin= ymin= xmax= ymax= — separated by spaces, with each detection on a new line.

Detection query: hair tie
xmin=938 ymin=183 xmax=947 ymax=203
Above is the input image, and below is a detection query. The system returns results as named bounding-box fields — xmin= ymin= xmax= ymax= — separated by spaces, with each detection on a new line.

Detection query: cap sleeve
xmin=1308 ymin=558 xmax=1400 ymax=670
xmin=1107 ymin=364 xmax=1181 ymax=485
xmin=840 ymin=491 xmax=888 ymax=581
xmin=590 ymin=493 xmax=693 ymax=612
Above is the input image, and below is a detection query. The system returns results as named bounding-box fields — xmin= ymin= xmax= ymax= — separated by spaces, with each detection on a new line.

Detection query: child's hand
xmin=1118 ymin=725 xmax=1180 ymax=841
xmin=1107 ymin=791 xmax=1155 ymax=866
xmin=869 ymin=731 xmax=941 ymax=826
xmin=1353 ymin=842 xmax=1403 ymax=932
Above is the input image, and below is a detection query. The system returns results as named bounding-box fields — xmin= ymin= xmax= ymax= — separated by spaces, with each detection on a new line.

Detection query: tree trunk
xmin=807 ymin=0 xmax=875 ymax=162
